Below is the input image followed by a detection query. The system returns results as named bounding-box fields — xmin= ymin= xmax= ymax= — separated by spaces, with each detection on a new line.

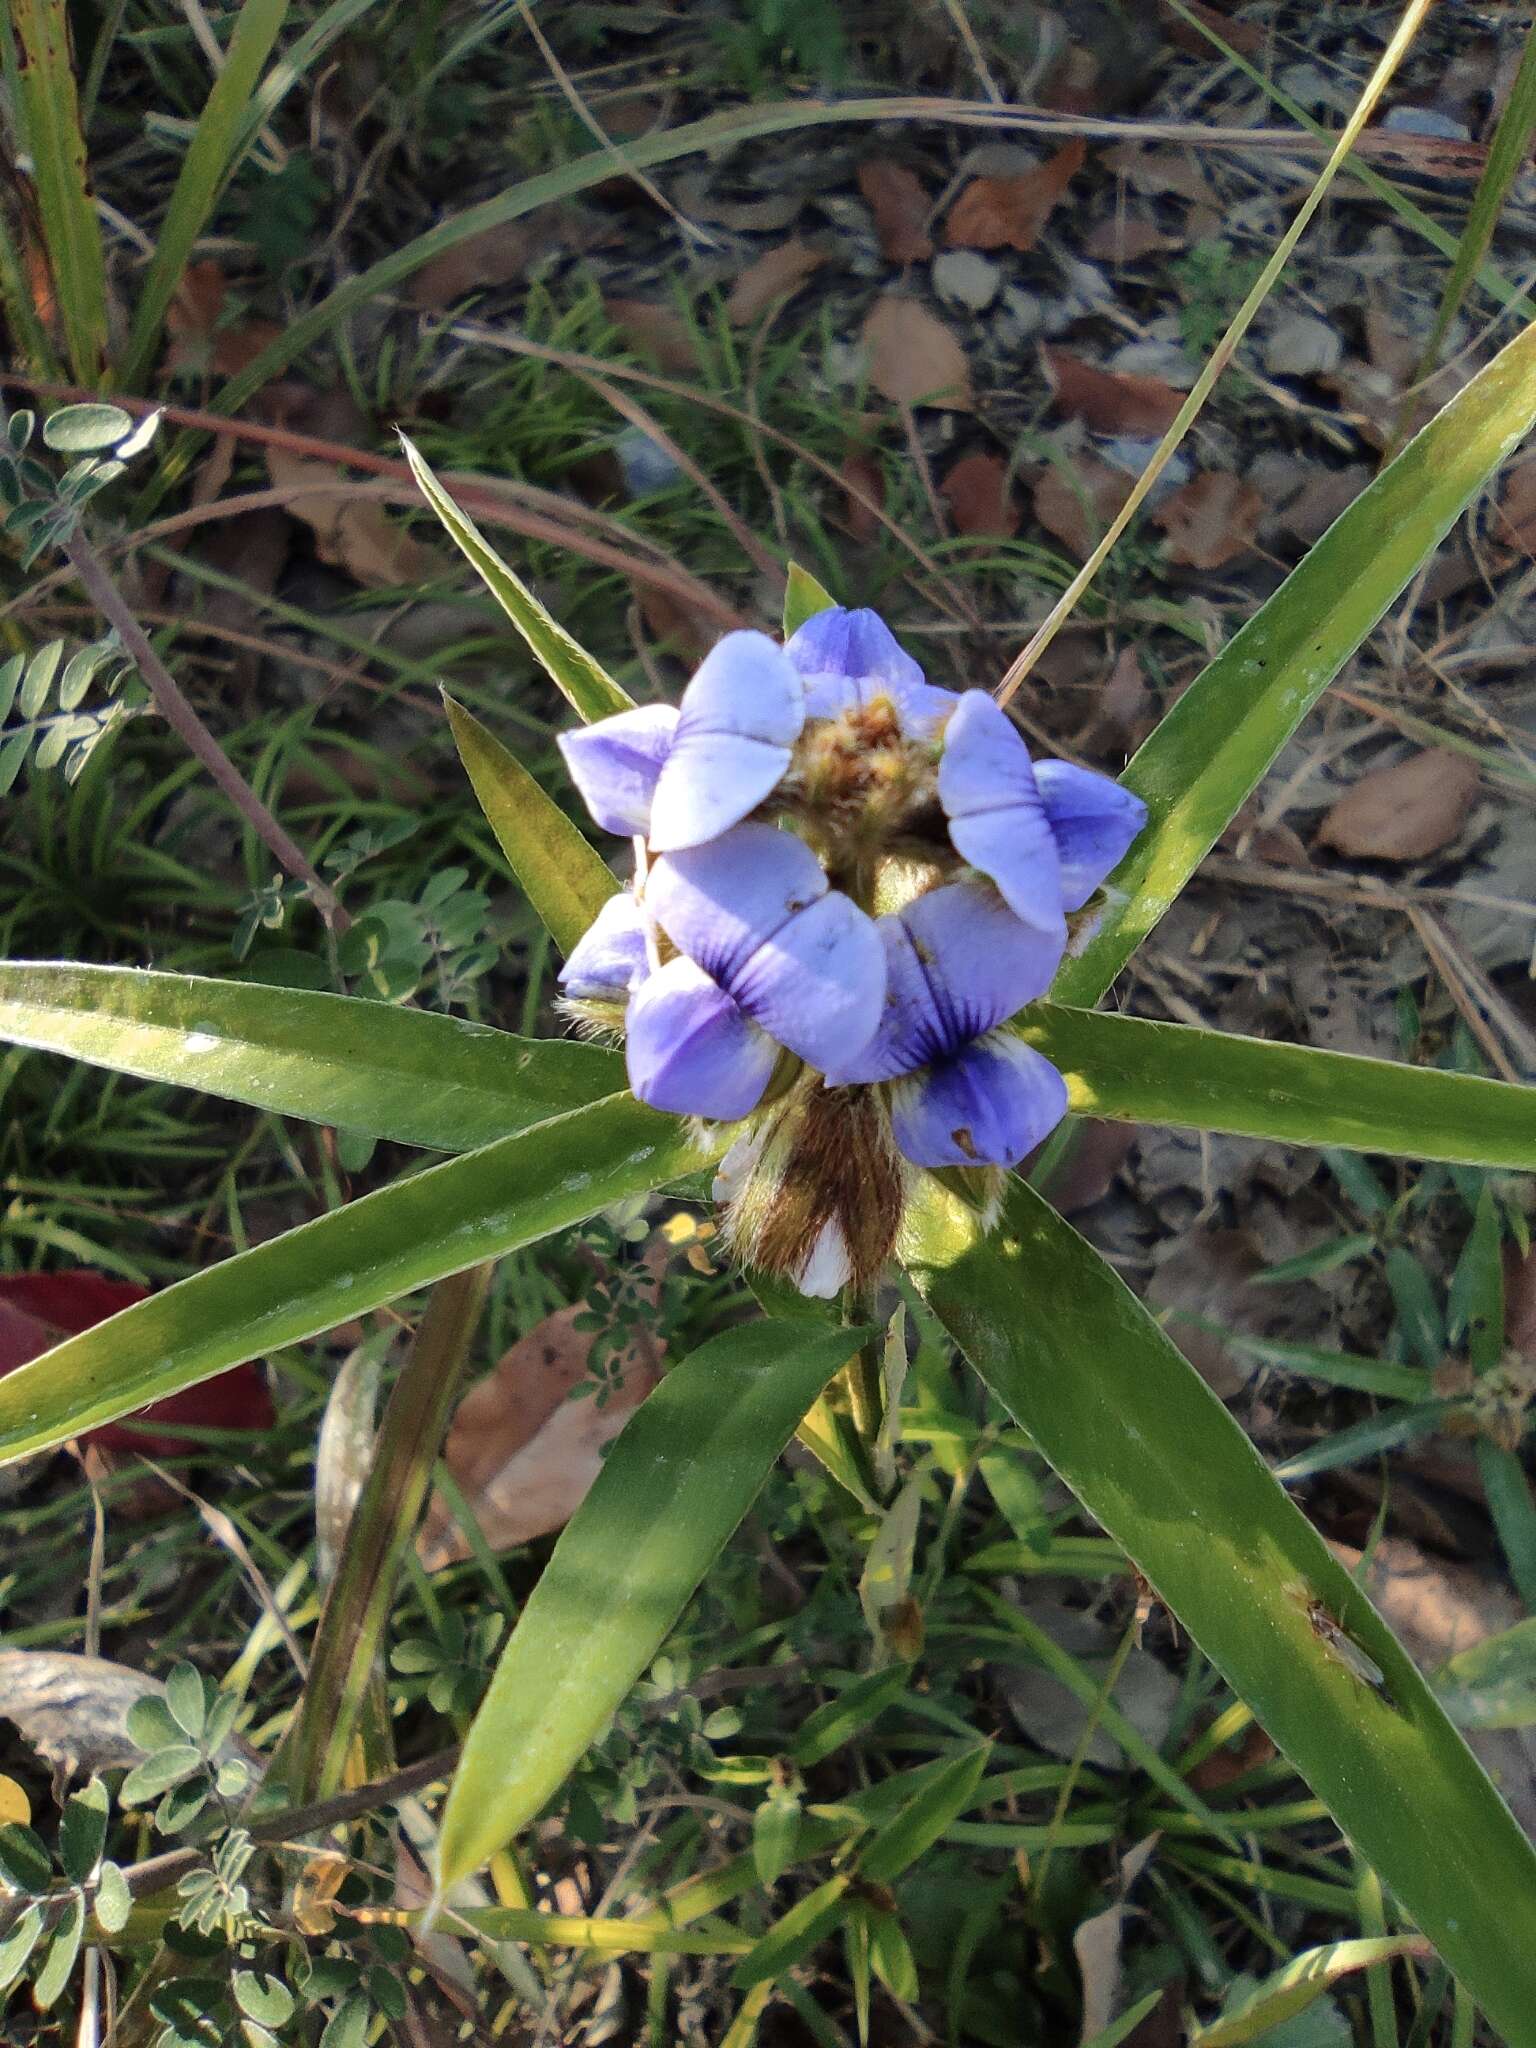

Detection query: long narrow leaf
xmin=907 ymin=1178 xmax=1536 ymax=2041
xmin=8 ymin=0 xmax=109 ymax=381
xmin=114 ymin=0 xmax=291 ymax=391
xmin=1054 ymin=310 xmax=1536 ymax=1008
xmin=405 ymin=440 xmax=632 ymax=722
xmin=443 ymin=695 xmax=616 ymax=953
xmin=0 ymin=963 xmax=619 ymax=1150
xmin=0 ymin=1093 xmax=713 ymax=1464
xmin=1024 ymin=1005 xmax=1536 ymax=1170
xmin=435 ymin=1319 xmax=861 ymax=1890
xmin=285 ymin=1266 xmax=487 ymax=1802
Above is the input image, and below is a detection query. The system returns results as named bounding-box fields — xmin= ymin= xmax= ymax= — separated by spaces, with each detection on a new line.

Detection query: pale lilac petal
xmin=558 ymin=890 xmax=649 ymax=1000
xmin=558 ymin=704 xmax=678 ymax=837
xmin=938 ymin=691 xmax=1062 ymax=933
xmin=646 ymin=823 xmax=826 ymax=987
xmin=889 ymin=1030 xmax=1068 ymax=1169
xmin=786 ymin=606 xmax=957 ymax=735
xmin=729 ymin=891 xmax=886 ymax=1071
xmin=648 ymin=632 xmax=804 ymax=850
xmin=624 ymin=955 xmax=777 ymax=1120
xmin=826 ymin=883 xmax=1063 ymax=1085
xmin=1034 ymin=760 xmax=1148 ymax=909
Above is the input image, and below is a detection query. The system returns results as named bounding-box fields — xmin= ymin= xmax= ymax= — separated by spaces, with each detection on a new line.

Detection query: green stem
xmin=842 ymin=1285 xmax=883 ymax=1450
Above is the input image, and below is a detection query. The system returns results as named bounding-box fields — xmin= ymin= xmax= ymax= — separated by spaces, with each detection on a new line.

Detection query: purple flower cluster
xmin=556 ymin=606 xmax=1145 ymax=1290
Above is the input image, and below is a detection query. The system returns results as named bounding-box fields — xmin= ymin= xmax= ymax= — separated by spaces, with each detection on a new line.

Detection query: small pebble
xmin=930 ymin=248 xmax=1001 ymax=312
xmin=1264 ymin=310 xmax=1343 ymax=380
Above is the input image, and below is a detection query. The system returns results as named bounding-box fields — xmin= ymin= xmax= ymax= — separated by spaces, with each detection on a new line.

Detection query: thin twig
xmin=61 ymin=526 xmax=349 ymax=930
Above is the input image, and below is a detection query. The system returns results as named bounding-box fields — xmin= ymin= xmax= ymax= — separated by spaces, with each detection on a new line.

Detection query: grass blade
xmin=1052 ymin=310 xmax=1536 ymax=1009
xmin=1399 ymin=17 xmax=1536 ymax=422
xmin=1022 ymin=1005 xmax=1536 ymax=1170
xmin=285 ymin=1266 xmax=488 ymax=1802
xmin=8 ymin=0 xmax=109 ymax=381
xmin=1192 ymin=1938 xmax=1430 ymax=2048
xmin=907 ymin=1176 xmax=1536 ymax=2041
xmin=434 ymin=1318 xmax=860 ymax=1890
xmin=403 ymin=437 xmax=633 ymax=722
xmin=0 ymin=1092 xmax=714 ymax=1464
xmin=443 ymin=693 xmax=617 ymax=953
xmin=114 ymin=0 xmax=291 ymax=392
xmin=0 ymin=962 xmax=619 ymax=1151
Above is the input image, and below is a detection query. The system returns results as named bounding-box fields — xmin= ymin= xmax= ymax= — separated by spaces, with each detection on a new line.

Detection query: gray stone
xmin=1264 ymin=310 xmax=1343 ymax=379
xmin=930 ymin=248 xmax=1001 ymax=312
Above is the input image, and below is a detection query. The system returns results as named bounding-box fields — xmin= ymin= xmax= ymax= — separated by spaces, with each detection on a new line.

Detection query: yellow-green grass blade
xmin=1023 ymin=1005 xmax=1536 ymax=1170
xmin=0 ymin=963 xmax=620 ymax=1151
xmin=443 ymin=694 xmax=616 ymax=954
xmin=8 ymin=0 xmax=109 ymax=382
xmin=1405 ymin=18 xmax=1536 ymax=406
xmin=1054 ymin=310 xmax=1536 ymax=1009
xmin=403 ymin=437 xmax=632 ymax=723
xmin=0 ymin=1093 xmax=716 ymax=1465
xmin=1191 ymin=1938 xmax=1431 ymax=2048
xmin=284 ymin=1266 xmax=487 ymax=1804
xmin=1165 ymin=0 xmax=1536 ymax=328
xmin=114 ymin=0 xmax=291 ymax=393
xmin=907 ymin=1176 xmax=1536 ymax=2043
xmin=434 ymin=1318 xmax=861 ymax=1891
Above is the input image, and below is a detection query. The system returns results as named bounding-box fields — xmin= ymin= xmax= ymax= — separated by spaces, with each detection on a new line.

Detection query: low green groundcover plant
xmin=7 ymin=322 xmax=1536 ymax=2041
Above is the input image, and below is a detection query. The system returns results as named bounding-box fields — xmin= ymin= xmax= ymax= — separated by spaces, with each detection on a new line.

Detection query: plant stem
xmin=842 ymin=1284 xmax=883 ymax=1450
xmin=61 ymin=525 xmax=350 ymax=931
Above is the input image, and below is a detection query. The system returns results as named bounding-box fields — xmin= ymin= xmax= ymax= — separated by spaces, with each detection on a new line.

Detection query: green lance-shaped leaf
xmin=1023 ymin=1004 xmax=1536 ymax=1171
xmin=906 ymin=1176 xmax=1536 ymax=2042
xmin=1055 ymin=310 xmax=1536 ymax=1008
xmin=782 ymin=562 xmax=836 ymax=638
xmin=435 ymin=1319 xmax=862 ymax=1891
xmin=0 ymin=963 xmax=619 ymax=1152
xmin=0 ymin=1094 xmax=714 ymax=1465
xmin=442 ymin=694 xmax=616 ymax=955
xmin=403 ymin=437 xmax=632 ymax=723
xmin=114 ymin=0 xmax=291 ymax=392
xmin=18 ymin=963 xmax=1536 ymax=1181
xmin=8 ymin=0 xmax=109 ymax=382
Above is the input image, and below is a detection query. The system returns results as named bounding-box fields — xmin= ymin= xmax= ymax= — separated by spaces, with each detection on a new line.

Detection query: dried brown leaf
xmin=634 ymin=578 xmax=719 ymax=660
xmin=939 ymin=449 xmax=1020 ymax=537
xmin=1153 ymin=470 xmax=1264 ymax=569
xmin=264 ymin=443 xmax=447 ymax=590
xmin=1043 ymin=345 xmax=1184 ymax=436
xmin=726 ymin=238 xmax=825 ymax=324
xmin=1099 ymin=143 xmax=1216 ymax=207
xmin=1083 ymin=214 xmax=1179 ymax=263
xmin=1158 ymin=0 xmax=1265 ymax=58
xmin=0 ymin=1651 xmax=253 ymax=1775
xmin=164 ymin=261 xmax=283 ymax=379
xmin=1032 ymin=454 xmax=1132 ymax=559
xmin=1041 ymin=1118 xmax=1138 ymax=1214
xmin=418 ymin=1278 xmax=666 ymax=1570
xmin=856 ymin=159 xmax=935 ymax=263
xmin=409 ymin=208 xmax=602 ymax=309
xmin=1145 ymin=1228 xmax=1271 ymax=1399
xmin=840 ymin=450 xmax=885 ymax=540
xmin=945 ymin=140 xmax=1086 ymax=253
xmin=604 ymin=297 xmax=701 ymax=373
xmin=1316 ymin=748 xmax=1480 ymax=862
xmin=862 ymin=295 xmax=972 ymax=411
